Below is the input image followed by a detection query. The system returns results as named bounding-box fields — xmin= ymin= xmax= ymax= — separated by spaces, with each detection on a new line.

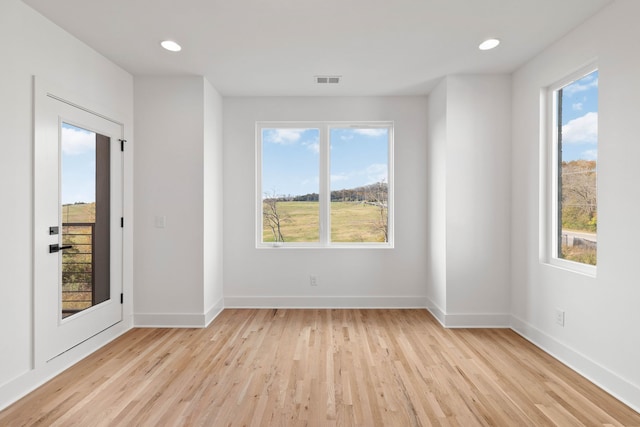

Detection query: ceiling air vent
xmin=315 ymin=75 xmax=341 ymax=84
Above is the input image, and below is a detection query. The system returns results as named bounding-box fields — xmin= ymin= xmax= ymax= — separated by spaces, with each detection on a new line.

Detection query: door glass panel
xmin=60 ymin=123 xmax=110 ymax=318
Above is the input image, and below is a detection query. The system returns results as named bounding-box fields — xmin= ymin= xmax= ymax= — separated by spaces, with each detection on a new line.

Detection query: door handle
xmin=49 ymin=244 xmax=73 ymax=253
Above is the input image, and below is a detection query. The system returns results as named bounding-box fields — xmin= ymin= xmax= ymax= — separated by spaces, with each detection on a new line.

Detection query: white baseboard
xmin=134 ymin=313 xmax=205 ymax=328
xmin=134 ymin=298 xmax=225 ymax=328
xmin=205 ymin=298 xmax=225 ymax=327
xmin=511 ymin=315 xmax=640 ymax=414
xmin=442 ymin=313 xmax=511 ymax=328
xmin=425 ymin=302 xmax=446 ymax=326
xmin=426 ymin=298 xmax=510 ymax=328
xmin=0 ymin=319 xmax=131 ymax=412
xmin=224 ymin=296 xmax=428 ymax=309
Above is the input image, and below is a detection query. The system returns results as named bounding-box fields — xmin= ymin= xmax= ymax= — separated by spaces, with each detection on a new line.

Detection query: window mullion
xmin=319 ymin=125 xmax=330 ymax=245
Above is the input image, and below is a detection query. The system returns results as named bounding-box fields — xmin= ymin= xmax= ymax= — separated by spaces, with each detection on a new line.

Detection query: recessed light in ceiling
xmin=161 ymin=40 xmax=182 ymax=52
xmin=479 ymin=38 xmax=500 ymax=51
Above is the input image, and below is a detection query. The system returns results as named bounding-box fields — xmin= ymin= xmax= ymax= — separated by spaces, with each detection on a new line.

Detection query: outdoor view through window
xmin=260 ymin=124 xmax=391 ymax=246
xmin=555 ymin=69 xmax=598 ymax=266
xmin=61 ymin=123 xmax=98 ymax=316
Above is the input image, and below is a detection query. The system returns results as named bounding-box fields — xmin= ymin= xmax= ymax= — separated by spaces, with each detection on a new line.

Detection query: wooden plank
xmin=1 ymin=309 xmax=638 ymax=426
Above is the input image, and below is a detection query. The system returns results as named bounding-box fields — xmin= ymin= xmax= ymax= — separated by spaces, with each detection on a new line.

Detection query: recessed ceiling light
xmin=161 ymin=40 xmax=182 ymax=52
xmin=479 ymin=38 xmax=500 ymax=51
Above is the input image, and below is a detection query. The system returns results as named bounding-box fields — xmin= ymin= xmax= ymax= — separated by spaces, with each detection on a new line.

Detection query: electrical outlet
xmin=555 ymin=309 xmax=565 ymax=327
xmin=310 ymin=275 xmax=318 ymax=286
xmin=154 ymin=215 xmax=166 ymax=228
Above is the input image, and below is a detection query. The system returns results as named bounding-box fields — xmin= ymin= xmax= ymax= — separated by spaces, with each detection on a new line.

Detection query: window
xmin=257 ymin=122 xmax=393 ymax=247
xmin=548 ymin=67 xmax=598 ymax=272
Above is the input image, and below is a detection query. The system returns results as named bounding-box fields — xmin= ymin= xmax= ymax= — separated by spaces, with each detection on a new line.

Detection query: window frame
xmin=544 ymin=63 xmax=598 ymax=276
xmin=256 ymin=121 xmax=394 ymax=249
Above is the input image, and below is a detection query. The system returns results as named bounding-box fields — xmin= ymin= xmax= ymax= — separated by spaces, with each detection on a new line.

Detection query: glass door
xmin=34 ymin=83 xmax=123 ymax=366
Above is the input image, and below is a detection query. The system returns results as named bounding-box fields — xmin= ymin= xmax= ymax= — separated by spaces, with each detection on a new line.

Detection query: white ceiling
xmin=24 ymin=0 xmax=612 ymax=96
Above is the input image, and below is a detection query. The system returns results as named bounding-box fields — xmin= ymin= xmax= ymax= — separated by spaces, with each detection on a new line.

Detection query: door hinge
xmin=120 ymin=293 xmax=124 ymax=304
xmin=121 ymin=217 xmax=124 ymax=228
xmin=119 ymin=139 xmax=126 ymax=151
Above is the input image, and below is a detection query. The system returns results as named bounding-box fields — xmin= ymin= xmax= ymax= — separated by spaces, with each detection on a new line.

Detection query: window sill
xmin=545 ymin=258 xmax=597 ymax=278
xmin=257 ymin=243 xmax=394 ymax=249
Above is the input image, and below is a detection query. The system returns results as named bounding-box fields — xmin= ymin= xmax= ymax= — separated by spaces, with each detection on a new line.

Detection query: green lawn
xmin=62 ymin=202 xmax=95 ymax=223
xmin=263 ymin=201 xmax=387 ymax=243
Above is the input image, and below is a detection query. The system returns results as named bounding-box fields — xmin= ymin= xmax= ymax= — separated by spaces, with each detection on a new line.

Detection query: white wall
xmin=0 ymin=0 xmax=133 ymax=410
xmin=223 ymin=97 xmax=429 ymax=307
xmin=134 ymin=76 xmax=224 ymax=326
xmin=425 ymin=75 xmax=512 ymax=327
xmin=425 ymin=80 xmax=448 ymax=314
xmin=446 ymin=75 xmax=512 ymax=322
xmin=203 ymin=80 xmax=225 ymax=323
xmin=511 ymin=0 xmax=640 ymax=411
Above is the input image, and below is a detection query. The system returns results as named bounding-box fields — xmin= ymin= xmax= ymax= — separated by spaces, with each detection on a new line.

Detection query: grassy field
xmin=561 ymin=244 xmax=596 ymax=265
xmin=263 ymin=201 xmax=387 ymax=243
xmin=62 ymin=202 xmax=96 ymax=223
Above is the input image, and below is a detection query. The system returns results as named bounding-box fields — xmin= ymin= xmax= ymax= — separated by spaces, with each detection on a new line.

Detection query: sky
xmin=61 ymin=122 xmax=96 ymax=205
xmin=262 ymin=127 xmax=389 ymax=198
xmin=560 ymin=70 xmax=598 ymax=162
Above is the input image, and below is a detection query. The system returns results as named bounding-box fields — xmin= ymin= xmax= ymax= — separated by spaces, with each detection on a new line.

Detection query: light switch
xmin=155 ymin=215 xmax=166 ymax=228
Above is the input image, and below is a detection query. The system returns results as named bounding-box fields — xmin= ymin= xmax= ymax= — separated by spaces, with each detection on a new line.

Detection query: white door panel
xmin=34 ymin=80 xmax=123 ymax=366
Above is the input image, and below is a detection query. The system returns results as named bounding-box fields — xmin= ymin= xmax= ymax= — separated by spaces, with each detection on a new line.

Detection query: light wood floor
xmin=1 ymin=309 xmax=638 ymax=426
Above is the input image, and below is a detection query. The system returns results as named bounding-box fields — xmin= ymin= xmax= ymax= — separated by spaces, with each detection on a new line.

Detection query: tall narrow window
xmin=551 ymin=68 xmax=598 ymax=269
xmin=257 ymin=122 xmax=393 ymax=247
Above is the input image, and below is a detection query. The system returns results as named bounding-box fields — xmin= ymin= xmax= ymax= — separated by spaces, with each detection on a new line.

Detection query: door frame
xmin=33 ymin=77 xmax=130 ymax=368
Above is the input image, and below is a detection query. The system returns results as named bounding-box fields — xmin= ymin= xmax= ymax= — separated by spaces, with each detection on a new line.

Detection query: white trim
xmin=547 ymin=257 xmax=597 ymax=277
xmin=134 ymin=313 xmax=208 ymax=328
xmin=224 ymin=296 xmax=427 ymax=309
xmin=204 ymin=298 xmax=225 ymax=327
xmin=425 ymin=300 xmax=510 ymax=328
xmin=511 ymin=315 xmax=640 ymax=414
xmin=427 ymin=306 xmax=511 ymax=329
xmin=425 ymin=304 xmax=446 ymax=327
xmin=547 ymin=62 xmax=599 ymax=93
xmin=442 ymin=313 xmax=511 ymax=328
xmin=133 ymin=301 xmax=225 ymax=328
xmin=538 ymin=87 xmax=549 ymax=263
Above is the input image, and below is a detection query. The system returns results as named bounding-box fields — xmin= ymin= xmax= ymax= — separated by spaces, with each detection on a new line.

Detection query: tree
xmin=369 ymin=181 xmax=388 ymax=242
xmin=263 ymin=191 xmax=287 ymax=242
xmin=561 ymin=160 xmax=597 ymax=232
